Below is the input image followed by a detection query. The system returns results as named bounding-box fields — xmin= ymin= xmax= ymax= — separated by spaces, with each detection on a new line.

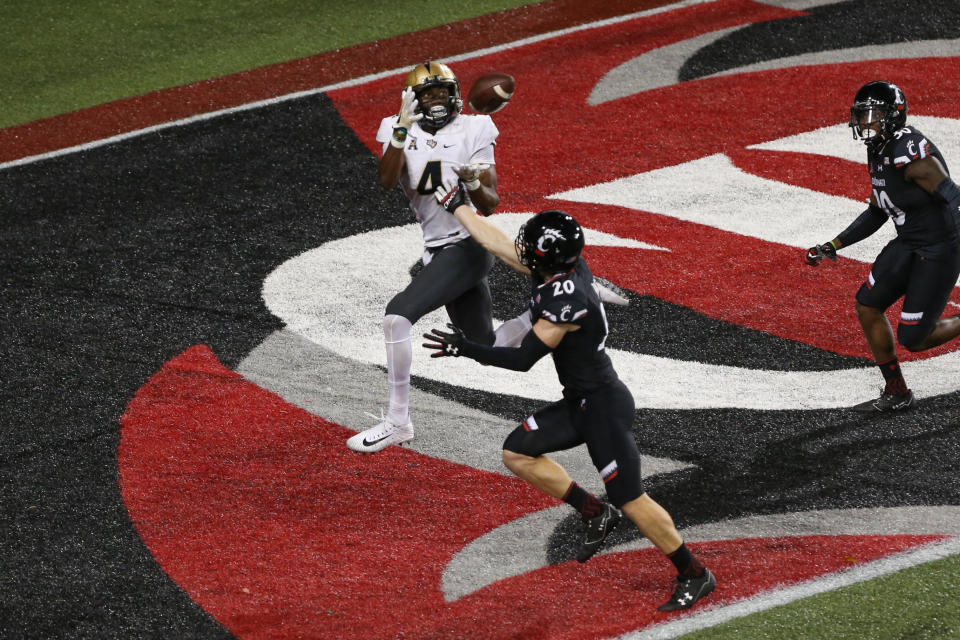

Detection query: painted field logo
xmin=118 ymin=1 xmax=960 ymax=639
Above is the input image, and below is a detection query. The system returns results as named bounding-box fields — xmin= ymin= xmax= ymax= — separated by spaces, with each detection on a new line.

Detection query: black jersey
xmin=529 ymin=259 xmax=618 ymax=396
xmin=868 ymin=126 xmax=956 ymax=254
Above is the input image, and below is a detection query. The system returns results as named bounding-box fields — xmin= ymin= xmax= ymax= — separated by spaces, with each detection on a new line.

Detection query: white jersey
xmin=377 ymin=113 xmax=498 ymax=247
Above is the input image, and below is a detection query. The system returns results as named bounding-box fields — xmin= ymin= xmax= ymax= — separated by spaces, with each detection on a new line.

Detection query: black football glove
xmin=805 ymin=242 xmax=837 ymax=266
xmin=434 ymin=178 xmax=467 ymax=213
xmin=422 ymin=323 xmax=466 ymax=358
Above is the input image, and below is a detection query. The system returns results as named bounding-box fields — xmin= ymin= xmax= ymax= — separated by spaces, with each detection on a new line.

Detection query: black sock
xmin=878 ymin=358 xmax=909 ymax=395
xmin=562 ymin=482 xmax=604 ymax=520
xmin=667 ymin=543 xmax=705 ymax=578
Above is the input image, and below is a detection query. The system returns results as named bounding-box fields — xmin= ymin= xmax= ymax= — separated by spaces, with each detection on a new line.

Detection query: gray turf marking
xmin=236 ymin=329 xmax=692 ymax=491
xmin=590 ymin=36 xmax=960 ymax=104
xmin=444 ymin=506 xmax=960 ymax=603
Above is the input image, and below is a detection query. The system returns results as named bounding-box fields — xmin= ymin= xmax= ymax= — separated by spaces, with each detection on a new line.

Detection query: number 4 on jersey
xmin=417 ymin=160 xmax=442 ymax=195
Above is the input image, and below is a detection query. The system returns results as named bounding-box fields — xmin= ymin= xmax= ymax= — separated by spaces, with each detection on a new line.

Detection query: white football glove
xmin=391 ymin=87 xmax=422 ymax=148
xmin=454 ymin=163 xmax=490 ymax=190
xmin=397 ymin=87 xmax=422 ymax=130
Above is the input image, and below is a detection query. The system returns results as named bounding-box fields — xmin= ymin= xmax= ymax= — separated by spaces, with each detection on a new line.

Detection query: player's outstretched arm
xmin=423 ymin=321 xmax=559 ymax=371
xmin=806 ymin=198 xmax=889 ymax=266
xmin=435 ymin=178 xmax=528 ymax=273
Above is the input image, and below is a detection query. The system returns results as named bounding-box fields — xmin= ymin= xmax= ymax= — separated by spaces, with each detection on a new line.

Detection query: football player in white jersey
xmin=347 ymin=61 xmax=528 ymax=453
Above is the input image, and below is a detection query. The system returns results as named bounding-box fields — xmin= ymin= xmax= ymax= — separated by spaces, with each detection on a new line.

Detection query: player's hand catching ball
xmin=454 ymin=163 xmax=490 ymax=190
xmin=423 ymin=323 xmax=466 ymax=357
xmin=396 ymin=87 xmax=422 ymax=130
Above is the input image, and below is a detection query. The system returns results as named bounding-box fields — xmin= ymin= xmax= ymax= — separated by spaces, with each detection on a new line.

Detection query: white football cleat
xmin=346 ymin=412 xmax=414 ymax=453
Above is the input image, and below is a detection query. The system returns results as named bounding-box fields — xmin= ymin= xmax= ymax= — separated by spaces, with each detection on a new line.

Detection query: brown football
xmin=467 ymin=73 xmax=515 ymax=114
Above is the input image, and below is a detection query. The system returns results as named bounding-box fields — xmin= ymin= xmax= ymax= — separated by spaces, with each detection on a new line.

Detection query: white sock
xmin=494 ymin=310 xmax=533 ymax=347
xmin=383 ymin=314 xmax=412 ymax=426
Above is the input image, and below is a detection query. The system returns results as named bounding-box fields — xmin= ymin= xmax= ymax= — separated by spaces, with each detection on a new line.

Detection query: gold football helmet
xmin=404 ymin=61 xmax=462 ymax=129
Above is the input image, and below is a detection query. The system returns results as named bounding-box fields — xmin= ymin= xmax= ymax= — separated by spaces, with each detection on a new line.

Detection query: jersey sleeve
xmin=891 ymin=128 xmax=935 ymax=168
xmin=376 ymin=116 xmax=396 ymax=154
xmin=536 ymin=291 xmax=589 ymax=326
xmin=469 ymin=115 xmax=499 ymax=165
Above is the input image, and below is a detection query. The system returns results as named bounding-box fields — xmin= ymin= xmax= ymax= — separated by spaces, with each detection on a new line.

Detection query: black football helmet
xmin=516 ymin=210 xmax=585 ymax=273
xmin=404 ymin=61 xmax=462 ymax=129
xmin=849 ymin=81 xmax=907 ymax=150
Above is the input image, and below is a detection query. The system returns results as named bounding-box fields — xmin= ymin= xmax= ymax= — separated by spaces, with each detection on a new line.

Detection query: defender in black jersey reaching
xmin=423 ymin=192 xmax=715 ymax=611
xmin=807 ymin=81 xmax=960 ymax=412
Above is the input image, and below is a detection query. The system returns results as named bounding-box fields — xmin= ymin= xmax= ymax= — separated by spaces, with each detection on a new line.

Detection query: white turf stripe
xmin=614 ymin=536 xmax=960 ymax=640
xmin=0 ymin=0 xmax=716 ymax=173
xmin=550 ymin=152 xmax=894 ymax=265
xmin=747 ymin=117 xmax=960 ymax=168
xmin=265 ymin=219 xmax=960 ymax=409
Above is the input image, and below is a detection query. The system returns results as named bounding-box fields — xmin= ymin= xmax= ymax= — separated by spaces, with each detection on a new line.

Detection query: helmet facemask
xmin=850 ymin=100 xmax=894 ymax=147
xmin=404 ymin=62 xmax=462 ymax=130
xmin=415 ymin=81 xmax=461 ymax=129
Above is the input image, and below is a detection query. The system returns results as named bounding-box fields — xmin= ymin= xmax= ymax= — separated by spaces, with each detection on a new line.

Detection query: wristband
xmin=390 ymin=127 xmax=407 ymax=149
xmin=464 ymin=178 xmax=480 ymax=190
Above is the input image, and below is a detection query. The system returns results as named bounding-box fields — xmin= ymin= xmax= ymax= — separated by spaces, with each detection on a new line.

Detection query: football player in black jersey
xmin=807 ymin=81 xmax=960 ymax=412
xmin=423 ymin=197 xmax=716 ymax=611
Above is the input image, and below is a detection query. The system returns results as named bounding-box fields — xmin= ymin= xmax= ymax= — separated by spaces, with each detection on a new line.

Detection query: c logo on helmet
xmin=537 ymin=228 xmax=564 ymax=253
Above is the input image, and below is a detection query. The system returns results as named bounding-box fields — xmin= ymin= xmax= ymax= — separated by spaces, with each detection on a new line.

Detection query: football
xmin=467 ymin=73 xmax=515 ymax=114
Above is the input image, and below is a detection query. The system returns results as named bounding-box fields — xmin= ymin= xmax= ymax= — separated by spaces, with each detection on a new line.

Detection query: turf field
xmin=3 ymin=1 xmax=960 ymax=638
xmin=0 ymin=0 xmax=541 ymax=129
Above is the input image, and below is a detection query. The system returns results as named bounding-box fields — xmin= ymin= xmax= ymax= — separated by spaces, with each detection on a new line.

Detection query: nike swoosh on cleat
xmin=361 ymin=433 xmax=392 ymax=447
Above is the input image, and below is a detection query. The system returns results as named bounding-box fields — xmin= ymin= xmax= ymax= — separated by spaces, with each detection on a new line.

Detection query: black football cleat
xmin=576 ymin=502 xmax=621 ymax=563
xmin=658 ymin=568 xmax=716 ymax=611
xmin=849 ymin=390 xmax=915 ymax=413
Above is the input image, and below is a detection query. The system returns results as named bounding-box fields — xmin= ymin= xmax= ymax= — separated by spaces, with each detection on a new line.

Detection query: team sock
xmin=562 ymin=482 xmax=604 ymax=520
xmin=667 ymin=542 xmax=706 ymax=578
xmin=383 ymin=314 xmax=413 ymax=425
xmin=877 ymin=357 xmax=909 ymax=395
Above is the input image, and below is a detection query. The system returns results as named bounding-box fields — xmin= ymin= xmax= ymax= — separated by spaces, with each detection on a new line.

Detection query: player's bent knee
xmin=897 ymin=323 xmax=932 ymax=352
xmin=856 ymin=302 xmax=882 ymax=321
xmin=606 ymin=481 xmax=643 ymax=510
xmin=501 ymin=448 xmax=534 ymax=473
